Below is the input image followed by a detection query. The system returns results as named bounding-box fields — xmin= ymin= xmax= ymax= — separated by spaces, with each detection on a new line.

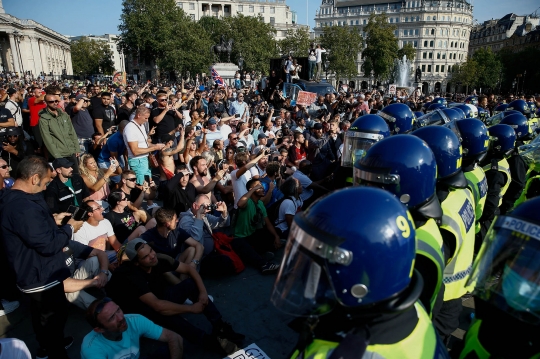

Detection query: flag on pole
xmin=211 ymin=67 xmax=227 ymax=88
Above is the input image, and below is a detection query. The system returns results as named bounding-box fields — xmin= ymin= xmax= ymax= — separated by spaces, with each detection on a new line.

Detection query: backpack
xmin=212 ymin=232 xmax=245 ymax=273
xmin=267 ymin=196 xmax=295 ymax=225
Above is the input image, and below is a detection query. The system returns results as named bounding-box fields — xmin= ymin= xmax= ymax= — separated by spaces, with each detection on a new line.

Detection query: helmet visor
xmin=518 ymin=143 xmax=540 ymax=166
xmin=271 ymin=223 xmax=352 ymax=317
xmin=486 ymin=112 xmax=505 ymax=127
xmin=413 ymin=109 xmax=449 ymax=129
xmin=442 ymin=120 xmax=463 ymax=143
xmin=341 ymin=131 xmax=383 ymax=167
xmin=467 ymin=215 xmax=540 ymax=324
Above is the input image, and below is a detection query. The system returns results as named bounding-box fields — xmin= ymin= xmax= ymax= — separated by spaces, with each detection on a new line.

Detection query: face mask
xmin=502 ymin=264 xmax=540 ymax=312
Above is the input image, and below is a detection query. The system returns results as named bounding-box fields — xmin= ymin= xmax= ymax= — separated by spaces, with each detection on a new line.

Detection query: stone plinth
xmin=211 ymin=63 xmax=239 ymax=86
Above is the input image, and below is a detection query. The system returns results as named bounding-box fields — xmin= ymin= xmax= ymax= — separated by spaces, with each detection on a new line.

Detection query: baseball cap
xmin=160 ymin=134 xmax=174 ymax=143
xmin=76 ymin=94 xmax=89 ymax=101
xmin=258 ymin=133 xmax=267 ymax=139
xmin=125 ymin=238 xmax=147 ymax=261
xmin=208 ymin=118 xmax=217 ymax=125
xmin=68 ymin=94 xmax=76 ymax=99
xmin=115 ymin=88 xmax=123 ymax=93
xmin=313 ymin=123 xmax=323 ymax=130
xmin=52 ymin=158 xmax=74 ymax=169
xmin=253 ymin=118 xmax=261 ymax=124
xmin=6 ymin=88 xmax=17 ymax=96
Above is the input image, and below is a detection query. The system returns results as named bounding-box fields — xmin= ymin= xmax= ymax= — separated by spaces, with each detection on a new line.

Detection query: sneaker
xmin=184 ymin=295 xmax=213 ymax=305
xmin=213 ymin=321 xmax=245 ymax=345
xmin=261 ymin=262 xmax=280 ymax=274
xmin=264 ymin=251 xmax=275 ymax=261
xmin=218 ymin=337 xmax=239 ymax=355
xmin=36 ymin=336 xmax=74 ymax=359
xmin=0 ymin=299 xmax=19 ymax=317
xmin=203 ymin=334 xmax=239 ymax=355
xmin=146 ymin=203 xmax=159 ymax=210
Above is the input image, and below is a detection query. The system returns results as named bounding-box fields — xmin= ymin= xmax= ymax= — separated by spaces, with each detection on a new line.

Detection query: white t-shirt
xmin=231 ymin=168 xmax=252 ymax=208
xmin=5 ymin=100 xmax=22 ymax=126
xmin=74 ymin=219 xmax=115 ymax=251
xmin=220 ymin=124 xmax=232 ymax=140
xmin=249 ymin=164 xmax=266 ymax=178
xmin=293 ymin=170 xmax=314 ymax=201
xmin=315 ymin=48 xmax=326 ymax=63
xmin=205 ymin=129 xmax=224 ymax=147
xmin=0 ymin=338 xmax=31 ymax=359
xmin=123 ymin=121 xmax=148 ymax=159
xmin=276 ymin=198 xmax=303 ymax=232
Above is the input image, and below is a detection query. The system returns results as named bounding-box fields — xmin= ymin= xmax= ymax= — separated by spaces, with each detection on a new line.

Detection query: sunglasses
xmin=91 ymin=206 xmax=104 ymax=212
xmin=0 ymin=165 xmax=8 ymax=169
xmin=93 ymin=297 xmax=112 ymax=323
xmin=158 ymin=99 xmax=167 ymax=102
xmin=126 ymin=178 xmax=137 ymax=182
xmin=46 ymin=100 xmax=59 ymax=104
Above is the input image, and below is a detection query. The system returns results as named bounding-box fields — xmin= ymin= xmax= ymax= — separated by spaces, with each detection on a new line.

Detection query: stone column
xmin=8 ymin=34 xmax=20 ymax=73
xmin=29 ymin=36 xmax=43 ymax=76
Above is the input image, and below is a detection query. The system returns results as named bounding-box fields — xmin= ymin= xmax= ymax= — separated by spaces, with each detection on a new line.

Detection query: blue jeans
xmin=308 ymin=60 xmax=316 ymax=80
xmin=98 ymin=159 xmax=124 ymax=183
xmin=286 ymin=73 xmax=291 ymax=83
xmin=128 ymin=156 xmax=151 ymax=185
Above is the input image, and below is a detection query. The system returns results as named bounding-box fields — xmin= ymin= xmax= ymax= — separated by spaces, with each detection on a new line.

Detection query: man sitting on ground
xmin=189 ymin=156 xmax=225 ymax=203
xmin=119 ymin=170 xmax=154 ymax=211
xmin=141 ymin=208 xmax=203 ymax=266
xmin=163 ymin=164 xmax=197 ymax=215
xmin=45 ymin=157 xmax=90 ymax=213
xmin=159 ymin=132 xmax=185 ymax=183
xmin=82 ymin=298 xmax=183 ymax=359
xmin=106 ymin=238 xmax=244 ymax=355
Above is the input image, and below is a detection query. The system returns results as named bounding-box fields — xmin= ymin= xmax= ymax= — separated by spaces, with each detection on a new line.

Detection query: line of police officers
xmin=270 ymin=96 xmax=540 ymax=358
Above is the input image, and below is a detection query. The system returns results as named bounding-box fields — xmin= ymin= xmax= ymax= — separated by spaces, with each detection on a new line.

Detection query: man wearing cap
xmin=204 ymin=118 xmax=224 ymax=147
xmin=113 ymin=88 xmax=123 ymax=108
xmin=105 ymin=238 xmax=244 ymax=354
xmin=44 ymin=158 xmax=90 ymax=214
xmin=1 ymin=126 xmax=34 ymax=175
xmin=0 ymin=94 xmax=15 ymax=128
xmin=5 ymin=88 xmax=22 ymax=127
xmin=93 ymin=92 xmax=117 ymax=135
xmin=308 ymin=96 xmax=327 ymax=119
xmin=39 ymin=93 xmax=81 ymax=171
xmin=68 ymin=94 xmax=95 ymax=154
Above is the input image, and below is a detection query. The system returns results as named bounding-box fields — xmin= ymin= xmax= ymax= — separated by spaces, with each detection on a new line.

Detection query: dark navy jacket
xmin=0 ymin=189 xmax=72 ymax=292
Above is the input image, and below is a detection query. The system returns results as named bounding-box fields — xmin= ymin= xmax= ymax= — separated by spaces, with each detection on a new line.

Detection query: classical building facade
xmin=175 ymin=0 xmax=307 ymax=40
xmin=469 ymin=13 xmax=539 ymax=56
xmin=313 ymin=0 xmax=473 ymax=93
xmin=0 ymin=0 xmax=72 ymax=77
xmin=69 ymin=34 xmax=126 ymax=73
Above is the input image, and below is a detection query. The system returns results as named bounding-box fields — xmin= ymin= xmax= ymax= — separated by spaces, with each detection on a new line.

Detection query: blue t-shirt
xmin=260 ymin=176 xmax=283 ymax=208
xmin=81 ymin=314 xmax=163 ymax=359
xmin=98 ymin=132 xmax=126 ymax=163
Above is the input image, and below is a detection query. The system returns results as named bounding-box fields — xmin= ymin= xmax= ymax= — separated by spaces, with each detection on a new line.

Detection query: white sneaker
xmin=0 ymin=299 xmax=19 ymax=316
xmin=146 ymin=203 xmax=159 ymax=210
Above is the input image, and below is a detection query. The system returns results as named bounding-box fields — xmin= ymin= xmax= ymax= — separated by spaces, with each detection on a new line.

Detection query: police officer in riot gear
xmin=378 ymin=103 xmax=416 ymax=135
xmin=459 ymin=197 xmax=540 ymax=358
xmin=272 ymin=187 xmax=450 ymax=359
xmin=499 ymin=113 xmax=531 ymax=214
xmin=355 ymin=135 xmax=445 ymax=317
xmin=412 ymin=126 xmax=476 ymax=345
xmin=477 ymin=124 xmax=514 ymax=239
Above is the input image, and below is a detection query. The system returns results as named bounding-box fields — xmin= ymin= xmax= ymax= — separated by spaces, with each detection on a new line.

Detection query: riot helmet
xmin=378 ymin=103 xmax=416 ymax=135
xmin=341 ymin=115 xmax=390 ymax=167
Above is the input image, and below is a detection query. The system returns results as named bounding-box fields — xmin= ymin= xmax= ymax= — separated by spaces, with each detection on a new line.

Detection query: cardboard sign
xmin=389 ymin=84 xmax=397 ymax=95
xmin=224 ymin=343 xmax=271 ymax=359
xmin=296 ymin=91 xmax=318 ymax=106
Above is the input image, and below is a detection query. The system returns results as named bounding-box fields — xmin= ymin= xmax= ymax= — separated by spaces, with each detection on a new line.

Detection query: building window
xmin=390 ymin=18 xmax=394 ymax=23
xmin=431 ymin=29 xmax=435 ymax=35
xmin=270 ymin=6 xmax=275 ymax=13
xmin=405 ymin=17 xmax=409 ymax=22
xmin=427 ymin=16 xmax=431 ymax=20
xmin=363 ymin=19 xmax=367 ymax=25
xmin=394 ymin=30 xmax=398 ymax=36
xmin=430 ymin=40 xmax=434 ymax=47
xmin=429 ymin=52 xmax=433 ymax=59
xmin=437 ymin=52 xmax=441 ymax=59
xmin=425 ymin=29 xmax=429 ymax=35
xmin=416 ymin=16 xmax=420 ymax=21
xmin=356 ymin=20 xmax=359 ymax=25
xmin=414 ymin=41 xmax=418 ymax=47
xmin=422 ymin=64 xmax=426 ymax=72
xmin=415 ymin=29 xmax=419 ymax=35
xmin=396 ymin=18 xmax=399 ymax=23
xmin=249 ymin=5 xmax=254 ymax=12
xmin=436 ymin=65 xmax=439 ymax=72
xmin=433 ymin=16 xmax=436 ymax=21
xmin=428 ymin=65 xmax=432 ymax=72
xmin=424 ymin=40 xmax=428 ymax=47
xmin=270 ymin=17 xmax=275 ymax=25
xmin=189 ymin=2 xmax=195 ymax=10
xmin=441 ymin=65 xmax=445 ymax=72
xmin=438 ymin=40 xmax=442 ymax=47
xmin=260 ymin=6 xmax=264 ymax=13
xmin=442 ymin=53 xmax=446 ymax=59
xmin=448 ymin=65 xmax=451 ymax=72
xmin=423 ymin=52 xmax=427 ymax=59
xmin=178 ymin=2 xmax=183 ymax=8
xmin=238 ymin=5 xmax=243 ymax=11
xmin=190 ymin=14 xmax=195 ymax=20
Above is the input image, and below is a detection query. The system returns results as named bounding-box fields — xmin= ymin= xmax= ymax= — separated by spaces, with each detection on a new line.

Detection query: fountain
xmin=393 ymin=55 xmax=414 ymax=95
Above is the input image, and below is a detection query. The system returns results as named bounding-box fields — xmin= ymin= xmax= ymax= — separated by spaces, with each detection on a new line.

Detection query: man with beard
xmin=44 ymin=158 xmax=90 ymax=213
xmin=82 ymin=298 xmax=183 ymax=358
xmin=306 ymin=123 xmax=335 ymax=181
xmin=0 ymin=126 xmax=34 ymax=175
xmin=189 ymin=156 xmax=225 ymax=203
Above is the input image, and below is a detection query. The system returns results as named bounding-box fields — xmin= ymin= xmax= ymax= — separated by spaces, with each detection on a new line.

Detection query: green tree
xmin=221 ymin=14 xmax=279 ymax=73
xmin=397 ymin=43 xmax=416 ymax=62
xmin=198 ymin=16 xmax=228 ymax=45
xmin=499 ymin=47 xmax=540 ymax=94
xmin=319 ymin=25 xmax=363 ymax=81
xmin=451 ymin=60 xmax=478 ymax=93
xmin=278 ymin=27 xmax=311 ymax=57
xmin=71 ymin=37 xmax=115 ymax=76
xmin=471 ymin=48 xmax=502 ymax=91
xmin=362 ymin=13 xmax=398 ymax=83
xmin=118 ymin=0 xmax=213 ymax=75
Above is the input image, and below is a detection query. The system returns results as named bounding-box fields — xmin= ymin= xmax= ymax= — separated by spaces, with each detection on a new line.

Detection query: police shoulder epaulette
xmin=491 ymin=158 xmax=498 ymax=171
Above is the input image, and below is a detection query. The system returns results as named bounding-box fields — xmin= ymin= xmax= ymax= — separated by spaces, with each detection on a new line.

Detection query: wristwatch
xmin=100 ymin=270 xmax=110 ymax=276
xmin=191 ymin=259 xmax=200 ymax=266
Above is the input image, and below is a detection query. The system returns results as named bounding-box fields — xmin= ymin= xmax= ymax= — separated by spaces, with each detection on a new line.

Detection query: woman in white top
xmin=275 ymin=177 xmax=303 ymax=238
xmin=291 ymin=59 xmax=302 ymax=81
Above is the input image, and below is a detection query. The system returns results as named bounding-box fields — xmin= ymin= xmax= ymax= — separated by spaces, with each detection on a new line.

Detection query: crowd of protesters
xmin=0 ymin=70 xmax=537 ymax=359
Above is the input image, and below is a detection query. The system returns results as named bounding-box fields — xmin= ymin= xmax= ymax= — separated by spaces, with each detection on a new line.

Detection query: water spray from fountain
xmin=393 ymin=55 xmax=414 ymax=95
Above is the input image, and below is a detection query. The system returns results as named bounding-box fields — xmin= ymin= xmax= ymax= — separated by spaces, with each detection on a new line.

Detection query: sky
xmin=3 ymin=0 xmax=539 ymax=37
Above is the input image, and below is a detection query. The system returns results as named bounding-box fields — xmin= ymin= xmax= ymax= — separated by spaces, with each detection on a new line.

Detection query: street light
xmin=324 ymin=59 xmax=330 ymax=80
xmin=512 ymin=78 xmax=517 ymax=95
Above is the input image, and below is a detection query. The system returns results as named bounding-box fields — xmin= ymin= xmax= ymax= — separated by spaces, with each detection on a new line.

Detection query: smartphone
xmin=144 ymin=175 xmax=151 ymax=183
xmin=66 ymin=205 xmax=87 ymax=222
xmin=235 ymin=114 xmax=240 ymax=118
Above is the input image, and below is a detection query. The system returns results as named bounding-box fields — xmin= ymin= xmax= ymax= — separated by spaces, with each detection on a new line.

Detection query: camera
xmin=205 ymin=203 xmax=217 ymax=211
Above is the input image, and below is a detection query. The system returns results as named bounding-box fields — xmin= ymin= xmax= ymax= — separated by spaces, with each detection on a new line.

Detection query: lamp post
xmin=324 ymin=59 xmax=330 ymax=81
xmin=512 ymin=78 xmax=517 ymax=95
